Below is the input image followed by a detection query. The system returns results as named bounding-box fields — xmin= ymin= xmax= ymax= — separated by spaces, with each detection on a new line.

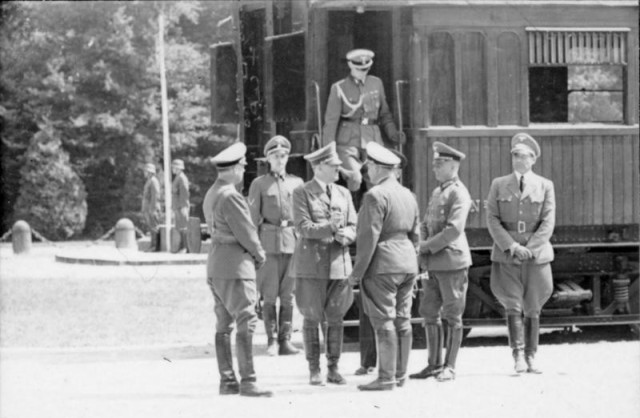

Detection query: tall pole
xmin=158 ymin=10 xmax=172 ymax=252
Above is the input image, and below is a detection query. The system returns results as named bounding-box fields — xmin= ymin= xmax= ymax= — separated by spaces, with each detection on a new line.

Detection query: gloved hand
xmin=393 ymin=131 xmax=407 ymax=145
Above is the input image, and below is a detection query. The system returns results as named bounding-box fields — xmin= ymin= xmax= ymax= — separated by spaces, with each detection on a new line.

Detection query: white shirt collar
xmin=514 ymin=171 xmax=533 ymax=182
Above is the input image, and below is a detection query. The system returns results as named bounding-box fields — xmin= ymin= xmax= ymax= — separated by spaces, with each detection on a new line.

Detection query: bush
xmin=13 ymin=124 xmax=87 ymax=240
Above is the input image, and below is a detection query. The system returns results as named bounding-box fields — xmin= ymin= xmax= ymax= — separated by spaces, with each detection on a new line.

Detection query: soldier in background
xmin=410 ymin=142 xmax=472 ymax=382
xmin=141 ymin=163 xmax=161 ymax=252
xmin=202 ymin=142 xmax=272 ymax=397
xmin=248 ymin=136 xmax=303 ymax=357
xmin=322 ymin=49 xmax=405 ymax=193
xmin=349 ymin=142 xmax=420 ymax=391
xmin=171 ymin=159 xmax=190 ymax=251
xmin=486 ymin=133 xmax=555 ymax=374
xmin=292 ymin=142 xmax=356 ymax=386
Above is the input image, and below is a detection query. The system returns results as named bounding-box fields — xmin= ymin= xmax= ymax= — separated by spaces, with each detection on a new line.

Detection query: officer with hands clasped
xmin=248 ymin=135 xmax=303 ymax=357
xmin=410 ymin=142 xmax=472 ymax=382
xmin=486 ymin=133 xmax=555 ymax=374
xmin=322 ymin=49 xmax=405 ymax=192
xmin=291 ymin=142 xmax=357 ymax=386
xmin=202 ymin=142 xmax=272 ymax=398
xmin=348 ymin=142 xmax=420 ymax=391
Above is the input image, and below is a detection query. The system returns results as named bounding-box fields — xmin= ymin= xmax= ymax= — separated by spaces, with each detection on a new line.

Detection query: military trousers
xmin=295 ymin=277 xmax=353 ymax=326
xmin=418 ymin=269 xmax=469 ymax=328
xmin=361 ymin=273 xmax=416 ymax=331
xmin=207 ymin=276 xmax=258 ymax=335
xmin=174 ymin=207 xmax=189 ymax=229
xmin=257 ymin=253 xmax=295 ymax=306
xmin=490 ymin=261 xmax=553 ymax=318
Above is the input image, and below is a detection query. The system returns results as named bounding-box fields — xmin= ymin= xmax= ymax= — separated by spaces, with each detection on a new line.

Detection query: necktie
xmin=519 ymin=176 xmax=524 ymax=193
xmin=326 ymin=185 xmax=332 ymax=199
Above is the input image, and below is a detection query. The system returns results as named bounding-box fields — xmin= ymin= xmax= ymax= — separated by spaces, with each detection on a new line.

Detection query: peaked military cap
xmin=144 ymin=163 xmax=156 ymax=174
xmin=511 ymin=133 xmax=540 ymax=158
xmin=171 ymin=159 xmax=185 ymax=170
xmin=346 ymin=49 xmax=374 ymax=69
xmin=264 ymin=135 xmax=291 ymax=156
xmin=390 ymin=148 xmax=408 ymax=168
xmin=366 ymin=142 xmax=401 ymax=167
xmin=304 ymin=142 xmax=342 ymax=166
xmin=210 ymin=142 xmax=247 ymax=168
xmin=433 ymin=142 xmax=465 ymax=161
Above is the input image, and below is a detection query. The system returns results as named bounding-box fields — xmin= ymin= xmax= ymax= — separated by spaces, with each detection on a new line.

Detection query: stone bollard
xmin=12 ymin=220 xmax=32 ymax=254
xmin=114 ymin=218 xmax=138 ymax=251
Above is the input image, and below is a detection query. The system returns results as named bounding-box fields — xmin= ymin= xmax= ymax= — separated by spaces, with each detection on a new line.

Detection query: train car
xmin=209 ymin=0 xmax=639 ymax=331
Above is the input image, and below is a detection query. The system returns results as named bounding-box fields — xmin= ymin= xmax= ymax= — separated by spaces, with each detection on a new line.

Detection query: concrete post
xmin=12 ymin=220 xmax=32 ymax=254
xmin=115 ymin=218 xmax=138 ymax=251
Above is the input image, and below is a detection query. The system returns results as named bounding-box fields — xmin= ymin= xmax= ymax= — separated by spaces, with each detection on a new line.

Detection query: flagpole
xmin=158 ymin=10 xmax=172 ymax=252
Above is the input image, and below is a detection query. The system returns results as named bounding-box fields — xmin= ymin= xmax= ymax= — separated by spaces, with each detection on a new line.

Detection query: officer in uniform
xmin=141 ymin=163 xmax=161 ymax=251
xmin=349 ymin=142 xmax=420 ymax=391
xmin=322 ymin=49 xmax=405 ymax=192
xmin=409 ymin=142 xmax=472 ymax=382
xmin=486 ymin=133 xmax=555 ymax=374
xmin=292 ymin=142 xmax=357 ymax=386
xmin=248 ymin=136 xmax=303 ymax=357
xmin=172 ymin=159 xmax=190 ymax=251
xmin=202 ymin=142 xmax=272 ymax=397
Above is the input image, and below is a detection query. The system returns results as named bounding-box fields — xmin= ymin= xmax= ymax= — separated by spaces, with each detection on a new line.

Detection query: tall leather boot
xmin=303 ymin=320 xmax=324 ymax=385
xmin=326 ymin=324 xmax=346 ymax=385
xmin=507 ymin=314 xmax=527 ymax=373
xmin=524 ymin=317 xmax=542 ymax=374
xmin=236 ymin=331 xmax=273 ymax=397
xmin=263 ymin=303 xmax=278 ymax=356
xmin=410 ymin=323 xmax=443 ymax=379
xmin=215 ymin=332 xmax=239 ymax=395
xmin=438 ymin=325 xmax=463 ymax=381
xmin=358 ymin=329 xmax=396 ymax=391
xmin=147 ymin=230 xmax=158 ymax=252
xmin=395 ymin=325 xmax=412 ymax=387
xmin=278 ymin=305 xmax=299 ymax=355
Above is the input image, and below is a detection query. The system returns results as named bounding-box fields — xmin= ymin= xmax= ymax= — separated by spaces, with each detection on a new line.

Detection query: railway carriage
xmin=209 ymin=0 xmax=639 ymax=331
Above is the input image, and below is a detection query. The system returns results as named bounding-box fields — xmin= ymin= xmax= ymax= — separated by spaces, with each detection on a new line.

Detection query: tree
xmin=13 ymin=121 xmax=87 ymax=240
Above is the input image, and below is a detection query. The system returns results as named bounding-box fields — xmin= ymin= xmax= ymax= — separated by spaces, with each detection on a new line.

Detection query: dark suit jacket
xmin=291 ymin=179 xmax=356 ymax=279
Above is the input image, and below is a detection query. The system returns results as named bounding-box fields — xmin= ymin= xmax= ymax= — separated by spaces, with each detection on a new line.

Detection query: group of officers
xmin=201 ymin=49 xmax=556 ymax=397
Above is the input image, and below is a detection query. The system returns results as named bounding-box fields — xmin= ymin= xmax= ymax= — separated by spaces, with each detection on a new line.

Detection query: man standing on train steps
xmin=203 ymin=142 xmax=272 ymax=397
xmin=486 ymin=133 xmax=555 ymax=374
xmin=292 ymin=142 xmax=356 ymax=386
xmin=322 ymin=49 xmax=405 ymax=193
xmin=349 ymin=142 xmax=420 ymax=391
xmin=248 ymin=135 xmax=303 ymax=357
xmin=409 ymin=142 xmax=472 ymax=382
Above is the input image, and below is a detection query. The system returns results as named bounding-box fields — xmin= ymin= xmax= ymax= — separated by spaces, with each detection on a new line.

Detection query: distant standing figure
xmin=486 ymin=133 xmax=555 ymax=374
xmin=409 ymin=142 xmax=472 ymax=382
xmin=322 ymin=48 xmax=405 ymax=192
xmin=141 ymin=163 xmax=161 ymax=251
xmin=248 ymin=135 xmax=303 ymax=357
xmin=172 ymin=159 xmax=190 ymax=249
xmin=292 ymin=142 xmax=357 ymax=386
xmin=203 ymin=142 xmax=272 ymax=397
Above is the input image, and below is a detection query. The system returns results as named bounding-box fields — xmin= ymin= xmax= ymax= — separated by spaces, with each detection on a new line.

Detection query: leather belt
xmin=379 ymin=232 xmax=408 ymax=242
xmin=341 ymin=117 xmax=377 ymax=126
xmin=502 ymin=221 xmax=539 ymax=234
xmin=211 ymin=234 xmax=238 ymax=245
xmin=263 ymin=220 xmax=293 ymax=228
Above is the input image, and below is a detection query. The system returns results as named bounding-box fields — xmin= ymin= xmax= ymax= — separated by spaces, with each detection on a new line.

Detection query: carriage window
xmin=527 ymin=29 xmax=627 ymax=123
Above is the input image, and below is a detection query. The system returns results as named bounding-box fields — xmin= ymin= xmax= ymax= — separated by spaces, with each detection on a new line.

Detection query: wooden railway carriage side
xmin=209 ymin=0 xmax=639 ymax=329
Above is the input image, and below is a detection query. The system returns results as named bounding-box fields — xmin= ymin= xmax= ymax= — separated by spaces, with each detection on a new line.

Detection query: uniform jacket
xmin=421 ymin=177 xmax=473 ymax=271
xmin=351 ymin=176 xmax=420 ymax=281
xmin=141 ymin=176 xmax=161 ymax=215
xmin=322 ymin=75 xmax=398 ymax=148
xmin=248 ymin=172 xmax=303 ymax=254
xmin=203 ymin=179 xmax=266 ymax=280
xmin=292 ymin=179 xmax=357 ymax=279
xmin=486 ymin=172 xmax=556 ymax=264
xmin=172 ymin=172 xmax=190 ymax=210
